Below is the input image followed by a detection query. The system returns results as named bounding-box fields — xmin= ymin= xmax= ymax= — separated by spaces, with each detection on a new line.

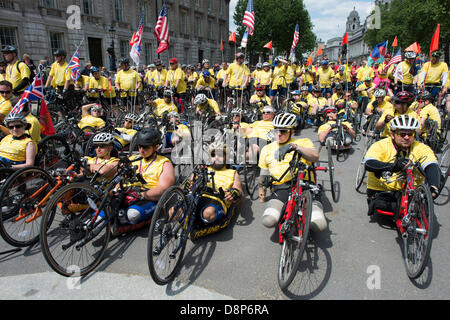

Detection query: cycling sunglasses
xmin=0 ymin=90 xmax=12 ymax=94
xmin=395 ymin=131 xmax=415 ymax=138
xmin=275 ymin=129 xmax=290 ymax=134
xmin=8 ymin=124 xmax=24 ymax=129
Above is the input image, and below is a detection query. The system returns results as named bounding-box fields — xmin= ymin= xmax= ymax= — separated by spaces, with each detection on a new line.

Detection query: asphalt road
xmin=1 ymin=125 xmax=449 ymax=300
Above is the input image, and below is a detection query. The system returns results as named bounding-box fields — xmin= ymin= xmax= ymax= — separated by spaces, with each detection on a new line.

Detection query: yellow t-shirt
xmin=226 ymin=63 xmax=250 ymax=88
xmin=6 ymin=61 xmax=31 ymax=92
xmin=49 ymin=61 xmax=70 ymax=88
xmin=258 ymin=69 xmax=272 ymax=86
xmin=246 ymin=120 xmax=274 ymax=140
xmin=205 ymin=167 xmax=237 ymax=209
xmin=285 ymin=65 xmax=300 ymax=84
xmin=271 ymin=65 xmax=287 ymax=89
xmin=195 ymin=76 xmax=216 ymax=90
xmin=318 ymin=120 xmax=353 ymax=135
xmin=115 ymin=127 xmax=137 ymax=147
xmin=420 ymin=61 xmax=448 ymax=85
xmin=78 ymin=115 xmax=106 ymax=130
xmin=25 ymin=113 xmax=42 ymax=143
xmin=356 ymin=66 xmax=374 ymax=82
xmin=87 ymin=76 xmax=116 ymax=98
xmin=301 ymin=68 xmax=316 ymax=84
xmin=216 ymin=69 xmax=228 ymax=81
xmin=0 ymin=134 xmax=36 ymax=162
xmin=0 ymin=98 xmax=12 ymax=118
xmin=249 ymin=94 xmax=271 ymax=107
xmin=378 ymin=107 xmax=420 ymax=138
xmin=419 ymin=103 xmax=441 ymax=133
xmin=197 ymin=99 xmax=220 ymax=114
xmin=366 ymin=100 xmax=393 ymax=114
xmin=149 ymin=69 xmax=167 ymax=88
xmin=129 ymin=154 xmax=170 ymax=189
xmin=187 ymin=72 xmax=199 ymax=86
xmin=258 ymin=138 xmax=315 ymax=185
xmin=397 ymin=61 xmax=415 ymax=85
xmin=153 ymin=98 xmax=178 ymax=117
xmin=115 ymin=69 xmax=141 ymax=97
xmin=317 ymin=67 xmax=335 ymax=87
xmin=166 ymin=67 xmax=186 ymax=94
xmin=364 ymin=138 xmax=437 ymax=191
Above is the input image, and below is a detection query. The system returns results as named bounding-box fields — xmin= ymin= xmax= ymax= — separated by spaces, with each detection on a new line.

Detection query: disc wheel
xmin=403 ymin=184 xmax=434 ymax=279
xmin=278 ymin=190 xmax=312 ymax=290
xmin=147 ymin=186 xmax=189 ymax=285
xmin=40 ymin=183 xmax=111 ymax=277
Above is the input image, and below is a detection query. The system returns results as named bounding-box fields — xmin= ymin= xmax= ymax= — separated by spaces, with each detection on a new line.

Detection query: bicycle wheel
xmin=355 ymin=156 xmax=367 ymax=193
xmin=36 ymin=134 xmax=72 ymax=171
xmin=438 ymin=144 xmax=450 ymax=194
xmin=147 ymin=186 xmax=189 ymax=285
xmin=327 ymin=140 xmax=338 ymax=202
xmin=0 ymin=167 xmax=56 ymax=247
xmin=40 ymin=183 xmax=111 ymax=277
xmin=403 ymin=184 xmax=434 ymax=279
xmin=278 ymin=190 xmax=312 ymax=290
xmin=243 ymin=164 xmax=259 ymax=200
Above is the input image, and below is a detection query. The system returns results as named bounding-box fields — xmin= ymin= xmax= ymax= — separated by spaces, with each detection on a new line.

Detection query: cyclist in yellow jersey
xmin=394 ymin=51 xmax=418 ymax=94
xmin=114 ymin=113 xmax=138 ymax=150
xmin=300 ymin=65 xmax=316 ymax=92
xmin=0 ymin=59 xmax=6 ymax=82
xmin=365 ymin=89 xmax=392 ymax=116
xmin=364 ymin=115 xmax=441 ymax=216
xmin=82 ymin=132 xmax=119 ymax=179
xmin=165 ymin=58 xmax=187 ymax=103
xmin=150 ymin=89 xmax=178 ymax=118
xmin=356 ymin=60 xmax=375 ymax=83
xmin=258 ymin=112 xmax=321 ymax=228
xmin=216 ymin=62 xmax=228 ymax=85
xmin=223 ymin=52 xmax=250 ymax=90
xmin=258 ymin=62 xmax=273 ymax=89
xmin=0 ymin=112 xmax=37 ymax=169
xmin=194 ymin=93 xmax=221 ymax=117
xmin=85 ymin=67 xmax=116 ymax=102
xmin=186 ymin=65 xmax=199 ymax=87
xmin=115 ymin=58 xmax=142 ymax=98
xmin=307 ymin=85 xmax=328 ymax=117
xmin=0 ymin=80 xmax=17 ymax=123
xmin=285 ymin=61 xmax=301 ymax=90
xmin=289 ymin=88 xmax=311 ymax=119
xmin=376 ymin=91 xmax=419 ymax=138
xmin=252 ymin=63 xmax=262 ymax=88
xmin=270 ymin=57 xmax=288 ymax=102
xmin=2 ymin=46 xmax=31 ymax=95
xmin=249 ymin=85 xmax=271 ymax=113
xmin=78 ymin=103 xmax=106 ymax=130
xmin=416 ymin=91 xmax=441 ymax=138
xmin=318 ymin=106 xmax=355 ymax=147
xmin=149 ymin=59 xmax=167 ymax=97
xmin=419 ymin=51 xmax=448 ymax=98
xmin=0 ymin=100 xmax=43 ymax=143
xmin=45 ymin=49 xmax=71 ymax=90
xmin=195 ymin=70 xmax=216 ymax=99
xmin=316 ymin=60 xmax=335 ymax=98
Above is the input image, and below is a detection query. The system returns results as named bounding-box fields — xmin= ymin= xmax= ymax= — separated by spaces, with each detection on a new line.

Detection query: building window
xmin=0 ymin=1 xmax=14 ymax=9
xmin=138 ymin=1 xmax=148 ymax=25
xmin=119 ymin=40 xmax=128 ymax=59
xmin=219 ymin=0 xmax=223 ymax=15
xmin=195 ymin=18 xmax=201 ymax=37
xmin=144 ymin=43 xmax=152 ymax=66
xmin=208 ymin=21 xmax=213 ymax=39
xmin=82 ymin=0 xmax=94 ymax=15
xmin=183 ymin=47 xmax=190 ymax=64
xmin=180 ymin=12 xmax=187 ymax=34
xmin=0 ymin=26 xmax=17 ymax=48
xmin=208 ymin=0 xmax=213 ymax=13
xmin=195 ymin=0 xmax=200 ymax=9
xmin=114 ymin=0 xmax=124 ymax=22
xmin=49 ymin=32 xmax=64 ymax=53
xmin=42 ymin=0 xmax=57 ymax=8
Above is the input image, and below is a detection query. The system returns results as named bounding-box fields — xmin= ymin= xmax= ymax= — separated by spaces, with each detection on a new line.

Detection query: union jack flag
xmin=68 ymin=49 xmax=81 ymax=83
xmin=242 ymin=0 xmax=255 ymax=36
xmin=10 ymin=70 xmax=44 ymax=114
xmin=130 ymin=13 xmax=145 ymax=65
xmin=154 ymin=3 xmax=169 ymax=54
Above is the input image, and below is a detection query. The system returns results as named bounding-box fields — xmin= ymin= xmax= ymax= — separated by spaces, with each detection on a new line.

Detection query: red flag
xmin=306 ymin=55 xmax=313 ymax=66
xmin=228 ymin=32 xmax=236 ymax=43
xmin=39 ymin=99 xmax=55 ymax=136
xmin=430 ymin=24 xmax=440 ymax=55
xmin=342 ymin=33 xmax=348 ymax=46
xmin=263 ymin=41 xmax=272 ymax=50
xmin=392 ymin=36 xmax=398 ymax=47
xmin=154 ymin=3 xmax=169 ymax=54
xmin=417 ymin=43 xmax=421 ymax=54
xmin=405 ymin=42 xmax=419 ymax=53
xmin=220 ymin=39 xmax=223 ymax=51
xmin=317 ymin=45 xmax=323 ymax=56
xmin=156 ymin=41 xmax=169 ymax=54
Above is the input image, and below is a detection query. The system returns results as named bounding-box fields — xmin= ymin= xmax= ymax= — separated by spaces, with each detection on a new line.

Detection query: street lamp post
xmin=108 ymin=23 xmax=117 ymax=72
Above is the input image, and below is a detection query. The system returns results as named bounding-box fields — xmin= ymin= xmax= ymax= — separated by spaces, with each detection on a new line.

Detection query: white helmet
xmin=124 ymin=113 xmax=139 ymax=121
xmin=374 ymin=89 xmax=386 ymax=97
xmin=390 ymin=115 xmax=420 ymax=131
xmin=92 ymin=132 xmax=115 ymax=145
xmin=168 ymin=111 xmax=180 ymax=119
xmin=194 ymin=93 xmax=207 ymax=105
xmin=273 ymin=113 xmax=297 ymax=129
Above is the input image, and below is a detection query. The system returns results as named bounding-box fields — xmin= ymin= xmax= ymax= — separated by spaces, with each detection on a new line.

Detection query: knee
xmin=262 ymin=199 xmax=284 ymax=228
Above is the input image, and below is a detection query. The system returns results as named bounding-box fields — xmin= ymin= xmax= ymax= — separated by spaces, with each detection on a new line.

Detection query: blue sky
xmin=229 ymin=0 xmax=375 ymax=42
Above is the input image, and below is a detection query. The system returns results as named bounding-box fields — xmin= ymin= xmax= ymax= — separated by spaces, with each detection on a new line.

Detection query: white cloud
xmin=229 ymin=0 xmax=238 ymax=31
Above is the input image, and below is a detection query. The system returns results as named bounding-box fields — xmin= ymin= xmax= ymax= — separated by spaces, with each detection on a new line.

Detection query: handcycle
xmin=263 ymin=145 xmax=327 ymax=290
xmin=437 ymin=143 xmax=450 ymax=197
xmin=324 ymin=112 xmax=353 ymax=162
xmin=0 ymin=152 xmax=86 ymax=247
xmin=374 ymin=159 xmax=435 ymax=279
xmin=147 ymin=164 xmax=238 ymax=285
xmin=39 ymin=155 xmax=148 ymax=277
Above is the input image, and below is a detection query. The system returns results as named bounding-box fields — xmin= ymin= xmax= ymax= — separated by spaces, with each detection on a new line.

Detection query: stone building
xmin=0 ymin=0 xmax=231 ymax=69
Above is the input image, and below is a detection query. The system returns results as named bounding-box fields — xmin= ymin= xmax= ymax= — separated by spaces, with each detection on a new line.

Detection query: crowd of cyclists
xmin=0 ymin=42 xmax=449 ymax=283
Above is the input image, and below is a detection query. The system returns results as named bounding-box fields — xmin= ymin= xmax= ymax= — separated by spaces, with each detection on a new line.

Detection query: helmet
xmin=135 ymin=128 xmax=162 ymax=147
xmin=291 ymin=90 xmax=301 ymax=95
xmin=194 ymin=93 xmax=207 ymax=105
xmin=322 ymin=106 xmax=336 ymax=117
xmin=4 ymin=112 xmax=28 ymax=126
xmin=202 ymin=70 xmax=211 ymax=77
xmin=92 ymin=132 xmax=115 ymax=145
xmin=321 ymin=60 xmax=328 ymax=65
xmin=53 ymin=49 xmax=67 ymax=57
xmin=300 ymin=85 xmax=309 ymax=91
xmin=202 ymin=59 xmax=209 ymax=65
xmin=231 ymin=108 xmax=243 ymax=115
xmin=236 ymin=52 xmax=244 ymax=59
xmin=90 ymin=66 xmax=99 ymax=73
xmin=255 ymin=85 xmax=265 ymax=91
xmin=431 ymin=51 xmax=441 ymax=57
xmin=168 ymin=111 xmax=180 ymax=119
xmin=393 ymin=91 xmax=415 ymax=104
xmin=163 ymin=89 xmax=173 ymax=97
xmin=404 ymin=51 xmax=416 ymax=59
xmin=119 ymin=57 xmax=130 ymax=65
xmin=256 ymin=63 xmax=262 ymax=69
xmin=90 ymin=104 xmax=102 ymax=112
xmin=390 ymin=115 xmax=420 ymax=131
xmin=1 ymin=45 xmax=17 ymax=53
xmin=374 ymin=89 xmax=386 ymax=97
xmin=420 ymin=90 xmax=434 ymax=102
xmin=124 ymin=113 xmax=139 ymax=122
xmin=273 ymin=113 xmax=297 ymax=129
xmin=262 ymin=62 xmax=270 ymax=67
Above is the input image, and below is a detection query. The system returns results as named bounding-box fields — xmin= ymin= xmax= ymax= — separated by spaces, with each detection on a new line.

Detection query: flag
xmin=67 ymin=49 xmax=81 ymax=83
xmin=240 ymin=30 xmax=249 ymax=48
xmin=228 ymin=32 xmax=236 ymax=43
xmin=384 ymin=49 xmax=402 ymax=71
xmin=317 ymin=45 xmax=323 ymax=56
xmin=39 ymin=99 xmax=55 ymax=136
xmin=405 ymin=42 xmax=419 ymax=53
xmin=417 ymin=43 xmax=421 ymax=54
xmin=370 ymin=41 xmax=388 ymax=59
xmin=393 ymin=63 xmax=403 ymax=81
xmin=10 ymin=71 xmax=45 ymax=114
xmin=130 ymin=13 xmax=145 ymax=65
xmin=242 ymin=0 xmax=255 ymax=36
xmin=342 ymin=32 xmax=348 ymax=46
xmin=154 ymin=3 xmax=170 ymax=54
xmin=220 ymin=39 xmax=223 ymax=51
xmin=290 ymin=24 xmax=299 ymax=52
xmin=430 ymin=24 xmax=440 ymax=55
xmin=392 ymin=36 xmax=398 ymax=47
xmin=306 ymin=55 xmax=313 ymax=67
xmin=263 ymin=40 xmax=272 ymax=50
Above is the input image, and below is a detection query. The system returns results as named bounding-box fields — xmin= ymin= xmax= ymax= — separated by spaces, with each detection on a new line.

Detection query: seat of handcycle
xmin=368 ymin=190 xmax=401 ymax=218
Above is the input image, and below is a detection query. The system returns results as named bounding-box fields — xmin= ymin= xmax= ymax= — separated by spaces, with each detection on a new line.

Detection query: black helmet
xmin=119 ymin=57 xmax=130 ymax=65
xmin=135 ymin=128 xmax=162 ymax=147
xmin=2 ymin=45 xmax=17 ymax=54
xmin=420 ymin=90 xmax=434 ymax=102
xmin=54 ymin=49 xmax=67 ymax=57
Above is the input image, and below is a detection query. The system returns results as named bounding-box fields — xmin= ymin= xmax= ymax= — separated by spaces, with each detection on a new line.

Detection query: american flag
xmin=10 ymin=71 xmax=44 ymax=114
xmin=154 ymin=3 xmax=169 ymax=54
xmin=240 ymin=29 xmax=248 ymax=49
xmin=242 ymin=0 xmax=255 ymax=36
xmin=130 ymin=13 xmax=145 ymax=65
xmin=383 ymin=49 xmax=402 ymax=72
xmin=289 ymin=23 xmax=299 ymax=61
xmin=68 ymin=49 xmax=81 ymax=83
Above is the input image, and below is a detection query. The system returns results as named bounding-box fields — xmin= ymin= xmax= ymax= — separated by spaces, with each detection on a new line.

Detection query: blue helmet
xmin=202 ymin=70 xmax=211 ymax=77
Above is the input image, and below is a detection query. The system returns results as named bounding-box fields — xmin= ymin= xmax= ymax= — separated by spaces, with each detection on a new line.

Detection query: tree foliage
xmin=364 ymin=0 xmax=448 ymax=61
xmin=233 ymin=0 xmax=316 ymax=60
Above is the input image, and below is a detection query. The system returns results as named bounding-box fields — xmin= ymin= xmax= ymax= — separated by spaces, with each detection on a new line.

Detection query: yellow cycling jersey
xmin=166 ymin=67 xmax=186 ymax=94
xmin=397 ymin=61 xmax=415 ymax=85
xmin=78 ymin=115 xmax=106 ymax=130
xmin=246 ymin=120 xmax=274 ymax=140
xmin=0 ymin=98 xmax=12 ymax=117
xmin=87 ymin=76 xmax=116 ymax=98
xmin=378 ymin=107 xmax=419 ymax=138
xmin=0 ymin=134 xmax=36 ymax=162
xmin=318 ymin=120 xmax=353 ymax=135
xmin=49 ymin=61 xmax=70 ymax=88
xmin=356 ymin=66 xmax=374 ymax=81
xmin=364 ymin=137 xmax=437 ymax=191
xmin=115 ymin=127 xmax=137 ymax=147
xmin=5 ymin=61 xmax=31 ymax=93
xmin=195 ymin=76 xmax=216 ymax=90
xmin=197 ymin=99 xmax=220 ymax=114
xmin=153 ymin=98 xmax=178 ymax=117
xmin=25 ymin=113 xmax=42 ymax=143
xmin=285 ymin=65 xmax=300 ymax=84
xmin=129 ymin=154 xmax=170 ymax=189
xmin=84 ymin=156 xmax=119 ymax=167
xmin=366 ymin=99 xmax=393 ymax=114
xmin=259 ymin=138 xmax=315 ymax=185
xmin=216 ymin=69 xmax=228 ymax=81
xmin=420 ymin=61 xmax=448 ymax=84
xmin=271 ymin=65 xmax=287 ymax=90
xmin=419 ymin=103 xmax=441 ymax=135
xmin=187 ymin=72 xmax=199 ymax=86
xmin=149 ymin=69 xmax=167 ymax=87
xmin=226 ymin=63 xmax=250 ymax=88
xmin=249 ymin=94 xmax=271 ymax=107
xmin=115 ymin=69 xmax=141 ymax=97
xmin=205 ymin=167 xmax=237 ymax=209
xmin=317 ymin=67 xmax=335 ymax=87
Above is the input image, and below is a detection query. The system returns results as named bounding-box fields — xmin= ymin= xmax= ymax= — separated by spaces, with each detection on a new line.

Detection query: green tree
xmin=233 ymin=0 xmax=316 ymax=61
xmin=364 ymin=0 xmax=448 ymax=62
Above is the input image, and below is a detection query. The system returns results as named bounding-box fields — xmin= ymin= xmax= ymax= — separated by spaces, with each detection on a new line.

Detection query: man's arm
xmin=142 ymin=161 xmax=175 ymax=201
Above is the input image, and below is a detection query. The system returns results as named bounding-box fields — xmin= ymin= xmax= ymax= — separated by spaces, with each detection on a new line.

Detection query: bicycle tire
xmin=327 ymin=140 xmax=338 ymax=202
xmin=355 ymin=157 xmax=367 ymax=193
xmin=0 ymin=167 xmax=56 ymax=247
xmin=278 ymin=190 xmax=312 ymax=290
xmin=36 ymin=134 xmax=72 ymax=171
xmin=147 ymin=186 xmax=189 ymax=285
xmin=403 ymin=184 xmax=434 ymax=279
xmin=40 ymin=183 xmax=111 ymax=277
xmin=243 ymin=164 xmax=259 ymax=200
xmin=438 ymin=144 xmax=450 ymax=194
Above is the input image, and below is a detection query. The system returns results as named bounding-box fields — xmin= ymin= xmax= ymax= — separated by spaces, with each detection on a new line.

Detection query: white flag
xmin=393 ymin=62 xmax=403 ymax=81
